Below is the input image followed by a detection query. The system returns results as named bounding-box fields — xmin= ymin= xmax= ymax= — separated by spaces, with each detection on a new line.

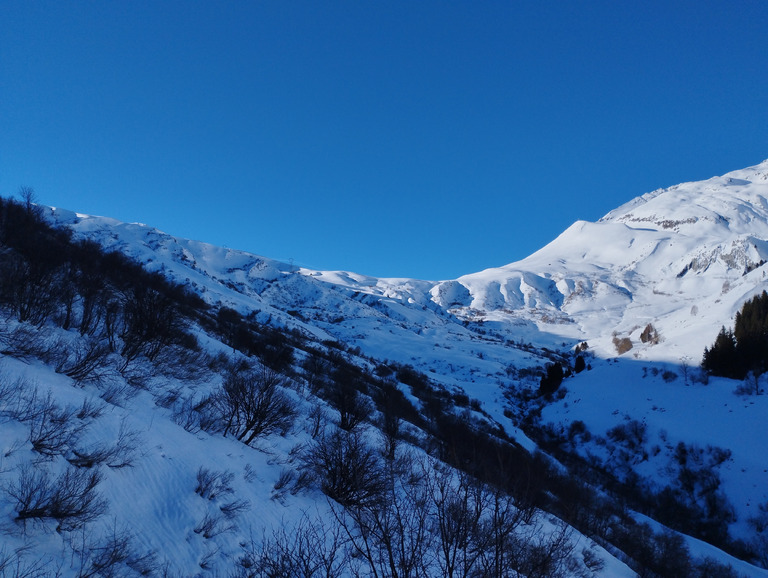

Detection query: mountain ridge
xmin=23 ymin=159 xmax=768 ymax=575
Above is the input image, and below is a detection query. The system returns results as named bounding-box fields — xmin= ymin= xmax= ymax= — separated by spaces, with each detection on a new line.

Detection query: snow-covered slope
xmin=49 ymin=160 xmax=768 ymax=385
xmin=431 ymin=160 xmax=768 ymax=361
xmin=32 ymin=158 xmax=768 ymax=575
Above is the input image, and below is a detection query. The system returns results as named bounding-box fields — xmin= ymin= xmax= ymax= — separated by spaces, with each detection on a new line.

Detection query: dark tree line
xmin=0 ymin=194 xmax=205 ymax=380
xmin=703 ymin=291 xmax=768 ymax=386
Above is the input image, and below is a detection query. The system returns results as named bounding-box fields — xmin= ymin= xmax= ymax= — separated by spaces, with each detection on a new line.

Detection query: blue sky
xmin=2 ymin=1 xmax=767 ymax=279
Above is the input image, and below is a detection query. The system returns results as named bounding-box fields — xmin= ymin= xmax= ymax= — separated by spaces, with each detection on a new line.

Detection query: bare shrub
xmin=68 ymin=419 xmax=142 ymax=469
xmin=98 ymin=378 xmax=137 ymax=407
xmin=0 ymin=254 xmax=64 ymax=327
xmin=301 ymin=354 xmax=330 ymax=395
xmin=430 ymin=467 xmax=487 ymax=577
xmin=198 ymin=546 xmax=220 ymax=571
xmin=151 ymin=342 xmax=209 ymax=383
xmin=328 ymin=382 xmax=373 ymax=432
xmin=0 ymin=322 xmax=51 ymax=361
xmin=21 ymin=390 xmax=86 ymax=457
xmin=219 ymin=499 xmax=250 ymax=519
xmin=607 ymin=419 xmax=647 ymax=453
xmin=195 ymin=466 xmax=235 ymax=500
xmin=273 ymin=469 xmax=295 ymax=495
xmin=8 ymin=464 xmax=107 ymax=531
xmin=474 ymin=487 xmax=529 ymax=576
xmin=155 ymin=385 xmax=183 ymax=409
xmin=214 ymin=363 xmax=297 ymax=445
xmin=662 ymin=369 xmax=678 ymax=382
xmin=612 ymin=334 xmax=633 ymax=355
xmin=117 ymin=359 xmax=155 ymax=390
xmin=193 ymin=511 xmax=234 ymax=539
xmin=0 ymin=373 xmax=25 ymax=421
xmin=581 ymin=546 xmax=605 ymax=573
xmin=0 ymin=546 xmax=61 ymax=577
xmin=53 ymin=336 xmax=114 ymax=385
xmin=171 ymin=393 xmax=218 ymax=434
xmin=306 ymin=404 xmax=327 ymax=439
xmin=305 ymin=429 xmax=386 ymax=508
xmin=77 ymin=523 xmax=159 ymax=578
xmin=693 ymin=557 xmax=742 ymax=577
xmin=236 ymin=514 xmax=347 ymax=578
xmin=76 ymin=397 xmax=106 ymax=420
xmin=332 ymin=462 xmax=435 ymax=578
xmin=118 ymin=286 xmax=186 ymax=366
xmin=640 ymin=323 xmax=660 ymax=345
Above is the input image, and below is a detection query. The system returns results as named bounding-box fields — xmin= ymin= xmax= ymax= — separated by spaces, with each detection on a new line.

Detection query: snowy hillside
xmin=2 ymin=160 xmax=768 ymax=576
xmin=436 ymin=159 xmax=768 ymax=361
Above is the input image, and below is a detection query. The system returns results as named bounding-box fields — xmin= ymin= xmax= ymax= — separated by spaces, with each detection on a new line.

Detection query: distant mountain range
xmin=52 ymin=159 xmax=768 ymax=366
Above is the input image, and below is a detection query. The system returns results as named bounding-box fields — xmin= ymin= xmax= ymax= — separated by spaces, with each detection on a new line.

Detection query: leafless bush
xmin=332 ymin=462 xmax=434 ymax=578
xmin=219 ymin=499 xmax=250 ymax=520
xmin=473 ymin=487 xmax=529 ymax=576
xmin=171 ymin=393 xmax=218 ymax=434
xmin=195 ymin=466 xmax=235 ymax=500
xmin=327 ymin=381 xmax=373 ymax=432
xmin=273 ymin=468 xmax=295 ymax=497
xmin=98 ymin=377 xmax=138 ymax=407
xmin=0 ymin=545 xmax=62 ymax=577
xmin=75 ymin=397 xmax=106 ymax=420
xmin=381 ymin=403 xmax=402 ymax=461
xmin=68 ymin=419 xmax=142 ymax=469
xmin=53 ymin=336 xmax=114 ymax=385
xmin=155 ymin=385 xmax=183 ymax=409
xmin=306 ymin=404 xmax=327 ymax=439
xmin=3 ymin=380 xmax=41 ymax=422
xmin=606 ymin=419 xmax=648 ymax=453
xmin=430 ymin=467 xmax=487 ymax=577
xmin=581 ymin=546 xmax=605 ymax=573
xmin=117 ymin=359 xmax=155 ymax=390
xmin=8 ymin=464 xmax=107 ymax=531
xmin=640 ymin=323 xmax=660 ymax=345
xmin=21 ymin=390 xmax=86 ymax=457
xmin=198 ymin=546 xmax=220 ymax=571
xmin=305 ymin=429 xmax=386 ymax=508
xmin=508 ymin=520 xmax=576 ymax=578
xmin=301 ymin=354 xmax=330 ymax=395
xmin=612 ymin=334 xmax=633 ymax=355
xmin=0 ymin=253 xmax=64 ymax=327
xmin=193 ymin=511 xmax=234 ymax=539
xmin=0 ymin=322 xmax=51 ymax=361
xmin=243 ymin=463 xmax=258 ymax=483
xmin=118 ymin=286 xmax=186 ymax=365
xmin=661 ymin=369 xmax=678 ymax=382
xmin=76 ymin=523 xmax=159 ymax=578
xmin=214 ymin=363 xmax=297 ymax=445
xmin=151 ymin=343 xmax=210 ymax=383
xmin=235 ymin=515 xmax=347 ymax=578
xmin=0 ymin=373 xmax=23 ymax=421
xmin=693 ymin=557 xmax=743 ymax=577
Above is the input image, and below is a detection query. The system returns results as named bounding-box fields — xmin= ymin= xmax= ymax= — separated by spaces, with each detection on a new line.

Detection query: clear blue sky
xmin=2 ymin=1 xmax=767 ymax=279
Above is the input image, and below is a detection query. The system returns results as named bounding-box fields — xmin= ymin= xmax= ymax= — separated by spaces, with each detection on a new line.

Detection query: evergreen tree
xmin=539 ymin=362 xmax=564 ymax=395
xmin=703 ymin=291 xmax=768 ymax=383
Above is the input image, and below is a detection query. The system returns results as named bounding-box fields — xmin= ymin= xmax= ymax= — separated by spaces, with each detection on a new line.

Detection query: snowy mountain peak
xmin=600 ymin=159 xmax=768 ymax=237
xmin=428 ymin=160 xmax=768 ymax=361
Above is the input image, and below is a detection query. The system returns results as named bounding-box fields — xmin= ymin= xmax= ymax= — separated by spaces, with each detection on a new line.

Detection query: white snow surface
xmin=3 ymin=159 xmax=768 ymax=575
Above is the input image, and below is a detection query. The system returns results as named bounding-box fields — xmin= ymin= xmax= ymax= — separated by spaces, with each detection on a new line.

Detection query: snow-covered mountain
xmin=53 ymin=160 xmax=768 ymax=365
xmin=3 ymin=160 xmax=768 ymax=576
xmin=45 ymin=161 xmax=768 ymax=429
xmin=434 ymin=160 xmax=768 ymax=359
